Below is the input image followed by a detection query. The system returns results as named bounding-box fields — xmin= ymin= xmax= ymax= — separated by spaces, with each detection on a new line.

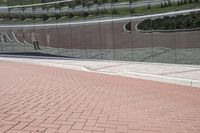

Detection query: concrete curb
xmin=28 ymin=62 xmax=200 ymax=88
xmin=82 ymin=69 xmax=200 ymax=88
xmin=121 ymin=71 xmax=200 ymax=88
xmin=123 ymin=23 xmax=132 ymax=33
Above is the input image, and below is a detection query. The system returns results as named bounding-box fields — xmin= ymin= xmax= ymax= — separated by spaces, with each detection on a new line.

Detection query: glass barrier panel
xmin=176 ymin=7 xmax=200 ymax=64
xmin=113 ymin=20 xmax=133 ymax=61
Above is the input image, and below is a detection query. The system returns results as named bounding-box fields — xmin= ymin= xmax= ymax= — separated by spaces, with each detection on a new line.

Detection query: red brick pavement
xmin=0 ymin=61 xmax=200 ymax=133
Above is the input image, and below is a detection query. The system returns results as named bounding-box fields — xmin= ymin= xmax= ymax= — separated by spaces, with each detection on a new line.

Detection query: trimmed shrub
xmin=125 ymin=21 xmax=132 ymax=31
xmin=137 ymin=12 xmax=200 ymax=31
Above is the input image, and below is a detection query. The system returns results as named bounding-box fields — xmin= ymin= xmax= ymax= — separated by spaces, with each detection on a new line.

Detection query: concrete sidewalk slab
xmin=0 ymin=55 xmax=200 ymax=88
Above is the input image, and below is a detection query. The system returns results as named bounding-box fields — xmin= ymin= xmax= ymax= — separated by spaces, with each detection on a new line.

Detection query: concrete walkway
xmin=0 ymin=60 xmax=200 ymax=133
xmin=0 ymin=55 xmax=200 ymax=88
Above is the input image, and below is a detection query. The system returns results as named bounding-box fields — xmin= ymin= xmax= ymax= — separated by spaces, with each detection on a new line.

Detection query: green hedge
xmin=137 ymin=12 xmax=200 ymax=31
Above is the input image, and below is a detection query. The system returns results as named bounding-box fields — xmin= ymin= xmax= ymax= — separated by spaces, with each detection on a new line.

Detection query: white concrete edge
xmin=0 ymin=56 xmax=199 ymax=88
xmin=0 ymin=57 xmax=90 ymax=71
xmin=116 ymin=71 xmax=200 ymax=88
xmin=123 ymin=22 xmax=132 ymax=33
xmin=0 ymin=8 xmax=200 ymax=28
xmin=23 ymin=40 xmax=33 ymax=47
xmin=11 ymin=32 xmax=25 ymax=46
xmin=135 ymin=22 xmax=141 ymax=32
xmin=123 ymin=21 xmax=140 ymax=32
xmin=0 ymin=32 xmax=13 ymax=42
xmin=1 ymin=53 xmax=200 ymax=68
xmin=86 ymin=70 xmax=200 ymax=88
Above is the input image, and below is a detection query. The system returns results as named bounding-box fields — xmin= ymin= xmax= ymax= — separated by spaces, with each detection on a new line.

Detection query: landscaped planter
xmin=124 ymin=12 xmax=200 ymax=33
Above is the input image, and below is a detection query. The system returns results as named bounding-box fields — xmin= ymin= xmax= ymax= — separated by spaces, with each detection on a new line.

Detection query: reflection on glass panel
xmin=100 ymin=22 xmax=114 ymax=60
xmin=114 ymin=20 xmax=133 ymax=61
xmin=57 ymin=2 xmax=73 ymax=57
xmin=43 ymin=4 xmax=55 ymax=55
xmin=0 ymin=3 xmax=15 ymax=53
xmin=11 ymin=28 xmax=25 ymax=53
xmin=25 ymin=6 xmax=34 ymax=47
xmin=42 ymin=3 xmax=48 ymax=48
xmin=152 ymin=6 xmax=176 ymax=63
xmin=70 ymin=24 xmax=85 ymax=58
xmin=176 ymin=10 xmax=200 ymax=65
xmin=54 ymin=3 xmax=61 ymax=55
xmin=58 ymin=24 xmax=73 ymax=58
xmin=69 ymin=0 xmax=88 ymax=59
xmin=86 ymin=0 xmax=102 ymax=60
xmin=68 ymin=1 xmax=77 ymax=58
xmin=0 ymin=28 xmax=3 ymax=52
xmin=0 ymin=0 xmax=200 ymax=65
xmin=82 ymin=0 xmax=89 ymax=59
xmin=114 ymin=0 xmax=133 ymax=61
xmin=177 ymin=3 xmax=200 ymax=64
xmin=85 ymin=23 xmax=102 ymax=59
xmin=32 ymin=6 xmax=39 ymax=52
xmin=32 ymin=2 xmax=45 ymax=53
xmin=132 ymin=18 xmax=153 ymax=62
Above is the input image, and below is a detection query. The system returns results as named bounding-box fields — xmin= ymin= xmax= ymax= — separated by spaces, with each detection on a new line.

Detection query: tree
xmin=125 ymin=21 xmax=132 ymax=31
xmin=75 ymin=0 xmax=81 ymax=5
xmin=180 ymin=0 xmax=184 ymax=5
xmin=83 ymin=12 xmax=89 ymax=17
xmin=102 ymin=0 xmax=108 ymax=3
xmin=178 ymin=0 xmax=181 ymax=5
xmin=68 ymin=2 xmax=75 ymax=9
xmin=186 ymin=19 xmax=192 ymax=28
xmin=93 ymin=0 xmax=98 ymax=3
xmin=164 ymin=2 xmax=168 ymax=7
xmin=43 ymin=14 xmax=49 ymax=21
xmin=96 ymin=9 xmax=100 ymax=15
xmin=97 ymin=0 xmax=102 ymax=5
xmin=55 ymin=13 xmax=61 ymax=20
xmin=147 ymin=4 xmax=151 ymax=9
xmin=161 ymin=2 xmax=164 ymax=8
xmin=131 ymin=8 xmax=135 ymax=13
xmin=20 ymin=14 xmax=25 ymax=21
xmin=112 ymin=8 xmax=118 ymax=14
xmin=68 ymin=12 xmax=74 ymax=18
xmin=194 ymin=18 xmax=200 ymax=27
xmin=168 ymin=0 xmax=172 ymax=6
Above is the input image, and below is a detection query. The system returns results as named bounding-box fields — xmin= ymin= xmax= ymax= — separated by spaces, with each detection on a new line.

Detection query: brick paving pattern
xmin=0 ymin=61 xmax=200 ymax=133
